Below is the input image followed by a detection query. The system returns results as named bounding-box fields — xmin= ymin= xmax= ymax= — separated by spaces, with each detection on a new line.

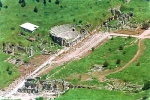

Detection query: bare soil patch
xmin=115 ymin=28 xmax=145 ymax=35
xmin=18 ymin=55 xmax=50 ymax=77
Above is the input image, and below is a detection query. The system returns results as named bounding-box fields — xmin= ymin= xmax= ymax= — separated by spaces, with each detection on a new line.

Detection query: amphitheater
xmin=50 ymin=24 xmax=87 ymax=47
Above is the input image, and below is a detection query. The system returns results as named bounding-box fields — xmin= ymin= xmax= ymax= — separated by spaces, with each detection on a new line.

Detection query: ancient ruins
xmin=50 ymin=24 xmax=88 ymax=47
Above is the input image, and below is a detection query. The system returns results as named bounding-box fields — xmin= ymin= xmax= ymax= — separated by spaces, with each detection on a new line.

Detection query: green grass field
xmin=0 ymin=52 xmax=19 ymax=88
xmin=42 ymin=37 xmax=138 ymax=84
xmin=0 ymin=0 xmax=124 ymax=44
xmin=107 ymin=39 xmax=150 ymax=85
xmin=120 ymin=0 xmax=150 ymax=23
xmin=55 ymin=88 xmax=143 ymax=100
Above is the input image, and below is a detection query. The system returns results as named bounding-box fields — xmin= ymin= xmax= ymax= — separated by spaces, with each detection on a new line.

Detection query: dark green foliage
xmin=48 ymin=0 xmax=51 ymax=2
xmin=4 ymin=5 xmax=8 ymax=9
xmin=91 ymin=47 xmax=95 ymax=51
xmin=119 ymin=45 xmax=123 ymax=50
xmin=19 ymin=0 xmax=26 ymax=7
xmin=6 ymin=66 xmax=9 ymax=71
xmin=108 ymin=48 xmax=111 ymax=52
xmin=116 ymin=59 xmax=121 ymax=64
xmin=103 ymin=61 xmax=109 ymax=67
xmin=136 ymin=62 xmax=140 ymax=66
xmin=79 ymin=20 xmax=82 ymax=23
xmin=55 ymin=0 xmax=59 ymax=4
xmin=8 ymin=70 xmax=12 ymax=75
xmin=43 ymin=0 xmax=46 ymax=5
xmin=0 ymin=0 xmax=2 ymax=8
xmin=33 ymin=7 xmax=38 ymax=13
xmin=21 ymin=3 xmax=26 ymax=7
xmin=11 ymin=27 xmax=15 ymax=30
xmin=18 ymin=0 xmax=22 ymax=3
xmin=36 ymin=0 xmax=40 ymax=2
xmin=122 ymin=51 xmax=126 ymax=54
xmin=142 ymin=81 xmax=150 ymax=90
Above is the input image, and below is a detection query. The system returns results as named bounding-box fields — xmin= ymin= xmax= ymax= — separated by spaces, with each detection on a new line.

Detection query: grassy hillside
xmin=0 ymin=52 xmax=19 ymax=88
xmin=107 ymin=39 xmax=150 ymax=84
xmin=0 ymin=0 xmax=124 ymax=44
xmin=55 ymin=88 xmax=143 ymax=100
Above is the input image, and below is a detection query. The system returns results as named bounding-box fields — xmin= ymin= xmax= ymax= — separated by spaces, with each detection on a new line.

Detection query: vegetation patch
xmin=55 ymin=88 xmax=140 ymax=100
xmin=107 ymin=39 xmax=150 ymax=85
xmin=0 ymin=52 xmax=19 ymax=88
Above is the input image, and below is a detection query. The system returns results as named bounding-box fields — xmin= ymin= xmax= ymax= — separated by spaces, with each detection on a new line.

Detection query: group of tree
xmin=18 ymin=0 xmax=26 ymax=7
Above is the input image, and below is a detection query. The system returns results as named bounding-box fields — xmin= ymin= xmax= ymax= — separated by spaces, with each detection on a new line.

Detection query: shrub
xmin=116 ymin=59 xmax=121 ymax=64
xmin=142 ymin=81 xmax=150 ymax=90
xmin=119 ymin=45 xmax=123 ymax=50
xmin=33 ymin=7 xmax=38 ymax=13
xmin=36 ymin=0 xmax=40 ymax=2
xmin=8 ymin=70 xmax=12 ymax=75
xmin=103 ymin=61 xmax=109 ymax=67
xmin=136 ymin=62 xmax=140 ymax=66
xmin=122 ymin=51 xmax=126 ymax=54
xmin=79 ymin=20 xmax=82 ymax=23
xmin=55 ymin=0 xmax=59 ymax=4
xmin=11 ymin=27 xmax=15 ymax=30
xmin=4 ymin=5 xmax=8 ymax=8
xmin=91 ymin=47 xmax=95 ymax=51
xmin=6 ymin=66 xmax=9 ymax=71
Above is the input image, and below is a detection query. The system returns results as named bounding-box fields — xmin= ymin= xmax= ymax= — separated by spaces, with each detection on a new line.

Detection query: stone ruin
xmin=102 ymin=7 xmax=135 ymax=31
xmin=90 ymin=64 xmax=103 ymax=72
xmin=2 ymin=42 xmax=34 ymax=57
xmin=17 ymin=78 xmax=70 ymax=97
xmin=50 ymin=24 xmax=89 ymax=47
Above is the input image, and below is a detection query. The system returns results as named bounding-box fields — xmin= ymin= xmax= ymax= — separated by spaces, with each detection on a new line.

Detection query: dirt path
xmin=98 ymin=39 xmax=145 ymax=82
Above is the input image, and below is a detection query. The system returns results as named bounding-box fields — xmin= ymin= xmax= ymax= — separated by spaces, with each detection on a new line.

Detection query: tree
xmin=116 ymin=59 xmax=121 ymax=64
xmin=18 ymin=0 xmax=22 ymax=3
xmin=21 ymin=2 xmax=26 ymax=7
xmin=0 ymin=0 xmax=2 ymax=8
xmin=136 ymin=62 xmax=140 ymax=66
xmin=119 ymin=45 xmax=123 ymax=50
xmin=103 ymin=61 xmax=109 ymax=67
xmin=91 ymin=47 xmax=95 ymax=51
xmin=142 ymin=81 xmax=150 ymax=90
xmin=36 ymin=0 xmax=40 ymax=2
xmin=4 ymin=5 xmax=8 ymax=8
xmin=8 ymin=70 xmax=12 ymax=75
xmin=33 ymin=7 xmax=38 ymax=13
xmin=6 ymin=66 xmax=9 ymax=71
xmin=19 ymin=0 xmax=26 ymax=7
xmin=48 ymin=0 xmax=51 ymax=2
xmin=55 ymin=0 xmax=59 ymax=4
xmin=43 ymin=0 xmax=46 ymax=5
